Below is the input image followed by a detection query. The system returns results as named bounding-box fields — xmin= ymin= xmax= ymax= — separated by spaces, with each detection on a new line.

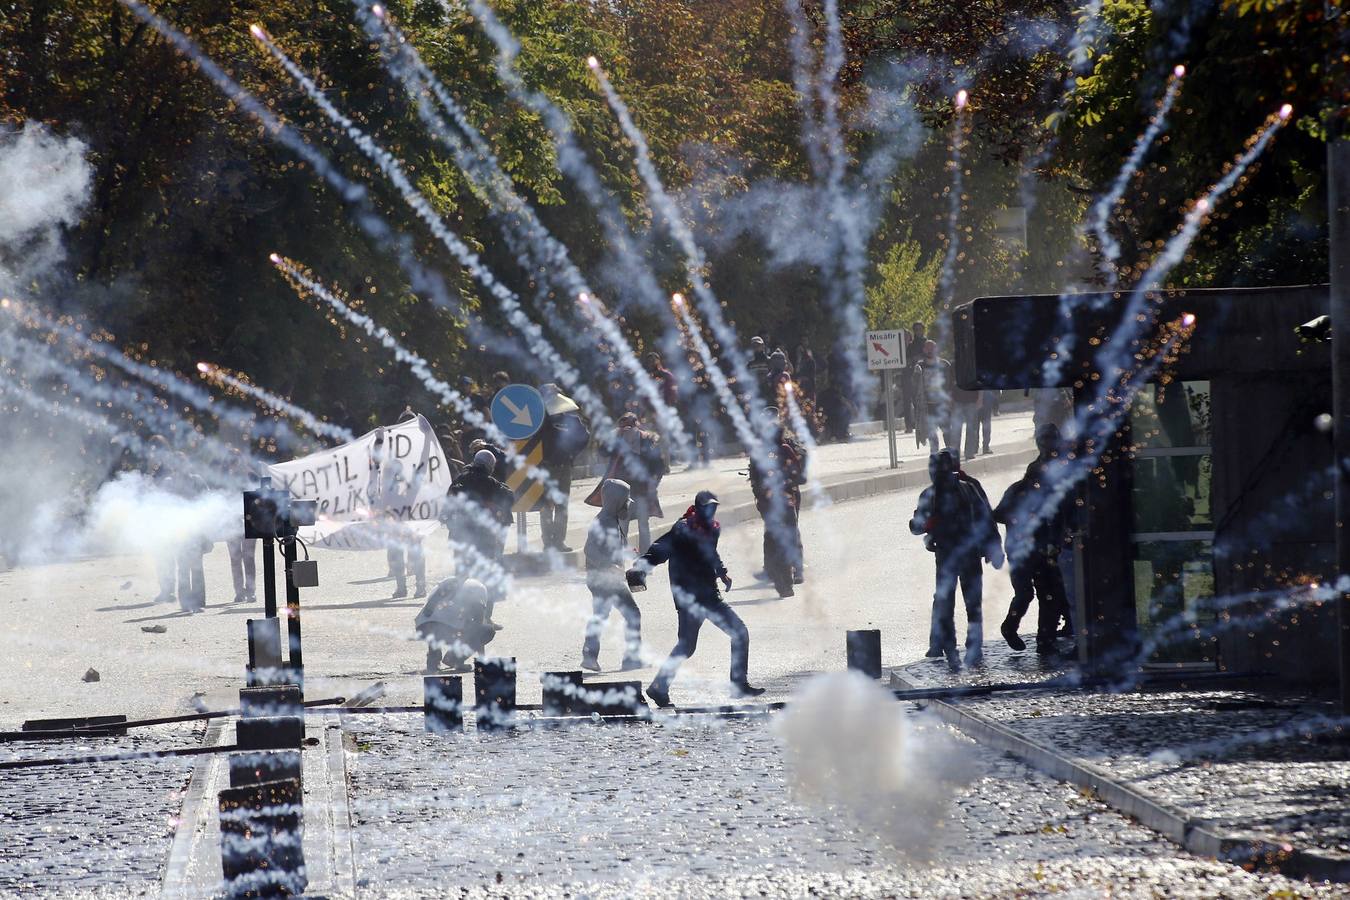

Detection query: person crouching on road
xmin=910 ymin=448 xmax=1004 ymax=671
xmin=416 ymin=578 xmax=494 ymax=673
xmin=581 ymin=478 xmax=643 ymax=672
xmin=627 ymin=490 xmax=764 ymax=708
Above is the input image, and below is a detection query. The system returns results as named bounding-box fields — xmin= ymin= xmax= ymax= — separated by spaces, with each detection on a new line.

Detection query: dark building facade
xmin=955 ymin=285 xmax=1336 ymax=684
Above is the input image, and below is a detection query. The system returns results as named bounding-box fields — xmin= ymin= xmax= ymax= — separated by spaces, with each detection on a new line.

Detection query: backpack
xmin=551 ymin=412 xmax=590 ymax=459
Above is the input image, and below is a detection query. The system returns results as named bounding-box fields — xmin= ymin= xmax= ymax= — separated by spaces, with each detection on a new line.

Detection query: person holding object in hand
xmin=627 ymin=490 xmax=762 ymax=708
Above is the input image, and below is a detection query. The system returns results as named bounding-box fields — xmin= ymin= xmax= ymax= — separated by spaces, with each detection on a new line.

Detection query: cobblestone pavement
xmin=954 ymin=687 xmax=1350 ymax=856
xmin=342 ymin=713 xmax=1342 ymax=898
xmin=0 ymin=723 xmax=202 ymax=898
xmin=894 ymin=640 xmax=1350 ymax=862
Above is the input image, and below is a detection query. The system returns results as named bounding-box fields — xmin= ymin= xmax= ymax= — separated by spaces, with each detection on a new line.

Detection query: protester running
xmin=627 ymin=490 xmax=764 ymax=707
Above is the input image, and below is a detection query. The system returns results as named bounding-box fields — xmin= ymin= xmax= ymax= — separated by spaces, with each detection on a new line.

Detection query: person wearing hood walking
xmin=581 ymin=479 xmax=643 ymax=672
xmin=910 ymin=448 xmax=1004 ymax=670
xmin=415 ymin=577 xmax=495 ymax=673
xmin=627 ymin=490 xmax=764 ymax=707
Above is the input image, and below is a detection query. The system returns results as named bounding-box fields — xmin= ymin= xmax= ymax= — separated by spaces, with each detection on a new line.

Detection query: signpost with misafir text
xmin=866 ymin=330 xmax=907 ymax=469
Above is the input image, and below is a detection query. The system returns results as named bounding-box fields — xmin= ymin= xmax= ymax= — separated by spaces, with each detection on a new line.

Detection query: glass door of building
xmin=1128 ymin=380 xmax=1219 ymax=669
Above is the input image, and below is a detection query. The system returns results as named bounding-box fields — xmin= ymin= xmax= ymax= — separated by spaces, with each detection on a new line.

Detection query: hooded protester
xmin=994 ymin=424 xmax=1074 ymax=656
xmin=627 ymin=490 xmax=764 ymax=707
xmin=748 ymin=408 xmax=806 ymax=597
xmin=581 ymin=478 xmax=643 ymax=672
xmin=539 ymin=383 xmax=590 ymax=553
xmin=416 ymin=577 xmax=494 ymax=673
xmin=444 ymin=448 xmax=515 ymax=626
xmin=910 ymin=448 xmax=1004 ymax=670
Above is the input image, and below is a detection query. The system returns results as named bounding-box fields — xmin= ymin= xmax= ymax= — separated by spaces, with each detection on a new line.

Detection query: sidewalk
xmin=891 ymin=645 xmax=1350 ymax=881
xmin=515 ymin=409 xmax=1038 ymax=556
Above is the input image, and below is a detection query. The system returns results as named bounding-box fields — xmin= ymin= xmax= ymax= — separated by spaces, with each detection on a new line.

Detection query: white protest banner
xmin=266 ymin=414 xmax=449 ymax=550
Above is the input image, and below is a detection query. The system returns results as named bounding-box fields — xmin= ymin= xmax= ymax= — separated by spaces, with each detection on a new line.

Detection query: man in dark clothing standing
xmin=582 ymin=479 xmax=642 ymax=672
xmin=748 ymin=409 xmax=806 ymax=597
xmin=903 ymin=321 xmax=926 ymax=433
xmin=539 ymin=383 xmax=589 ymax=553
xmin=444 ymin=448 xmax=515 ymax=627
xmin=910 ymin=448 xmax=1004 ymax=670
xmin=994 ymin=424 xmax=1074 ymax=655
xmin=913 ymin=340 xmax=956 ymax=450
xmin=628 ymin=490 xmax=764 ymax=707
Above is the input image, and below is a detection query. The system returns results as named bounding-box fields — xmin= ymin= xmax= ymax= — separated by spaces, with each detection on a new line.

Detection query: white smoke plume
xmin=775 ymin=672 xmax=974 ymax=859
xmin=0 ymin=123 xmax=93 ymax=286
xmin=79 ymin=472 xmax=239 ymax=559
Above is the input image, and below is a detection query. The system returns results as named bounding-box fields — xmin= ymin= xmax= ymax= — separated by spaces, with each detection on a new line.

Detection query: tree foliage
xmin=0 ymin=0 xmax=1340 ymax=441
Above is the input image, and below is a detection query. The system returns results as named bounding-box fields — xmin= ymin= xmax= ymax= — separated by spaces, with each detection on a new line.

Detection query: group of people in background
xmin=906 ymin=322 xmax=998 ymax=460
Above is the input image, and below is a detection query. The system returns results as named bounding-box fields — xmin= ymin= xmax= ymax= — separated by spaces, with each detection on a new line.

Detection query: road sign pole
xmin=517 ymin=514 xmax=528 ymax=554
xmin=883 ymin=368 xmax=898 ymax=469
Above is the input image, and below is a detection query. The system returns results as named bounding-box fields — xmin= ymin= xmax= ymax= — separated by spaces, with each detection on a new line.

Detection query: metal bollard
xmin=236 ymin=716 xmax=304 ymax=752
xmin=540 ymin=671 xmax=584 ymax=717
xmin=846 ymin=629 xmax=883 ymax=679
xmin=423 ymin=675 xmax=464 ymax=733
xmin=245 ymin=618 xmax=285 ymax=687
xmin=473 ymin=657 xmax=517 ymax=731
xmin=219 ymin=777 xmax=306 ymax=897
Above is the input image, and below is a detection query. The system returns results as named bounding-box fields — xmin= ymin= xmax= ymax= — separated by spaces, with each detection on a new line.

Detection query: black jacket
xmin=911 ymin=472 xmax=1000 ymax=560
xmin=445 ymin=469 xmax=514 ymax=528
xmin=638 ymin=510 xmax=727 ymax=601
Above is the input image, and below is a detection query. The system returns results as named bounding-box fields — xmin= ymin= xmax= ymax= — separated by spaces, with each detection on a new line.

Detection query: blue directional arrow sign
xmin=490 ymin=384 xmax=546 ymax=441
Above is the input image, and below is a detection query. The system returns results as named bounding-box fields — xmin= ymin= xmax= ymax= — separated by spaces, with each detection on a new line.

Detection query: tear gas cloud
xmin=776 ymin=672 xmax=974 ymax=859
xmin=79 ymin=472 xmax=239 ymax=559
xmin=0 ymin=123 xmax=92 ymax=285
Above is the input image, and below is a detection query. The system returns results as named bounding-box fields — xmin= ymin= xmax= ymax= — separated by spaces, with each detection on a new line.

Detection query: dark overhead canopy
xmin=953 ymin=284 xmax=1330 ymax=391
